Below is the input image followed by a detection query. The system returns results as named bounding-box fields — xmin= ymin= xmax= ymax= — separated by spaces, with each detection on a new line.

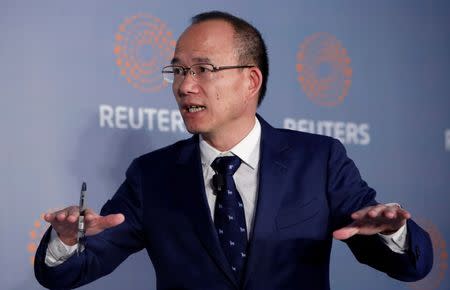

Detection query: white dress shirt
xmin=199 ymin=118 xmax=261 ymax=239
xmin=45 ymin=117 xmax=407 ymax=266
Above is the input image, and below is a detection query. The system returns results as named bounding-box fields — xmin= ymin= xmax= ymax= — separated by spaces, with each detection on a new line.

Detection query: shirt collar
xmin=200 ymin=117 xmax=261 ymax=170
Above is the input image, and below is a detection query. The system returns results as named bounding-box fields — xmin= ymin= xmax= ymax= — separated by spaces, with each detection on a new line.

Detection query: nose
xmin=175 ymin=70 xmax=199 ymax=97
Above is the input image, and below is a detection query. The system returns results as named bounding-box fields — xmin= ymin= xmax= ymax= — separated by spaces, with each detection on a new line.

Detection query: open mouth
xmin=186 ymin=105 xmax=206 ymax=113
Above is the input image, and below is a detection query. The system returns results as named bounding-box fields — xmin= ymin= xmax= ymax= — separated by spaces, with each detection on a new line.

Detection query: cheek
xmin=172 ymin=84 xmax=178 ymax=99
xmin=200 ymin=82 xmax=221 ymax=107
xmin=213 ymin=86 xmax=222 ymax=102
xmin=212 ymin=77 xmax=240 ymax=101
xmin=208 ymin=77 xmax=246 ymax=113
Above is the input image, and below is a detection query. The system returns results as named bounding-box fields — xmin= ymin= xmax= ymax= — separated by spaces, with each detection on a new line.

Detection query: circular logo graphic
xmin=27 ymin=213 xmax=49 ymax=265
xmin=114 ymin=13 xmax=176 ymax=93
xmin=296 ymin=32 xmax=352 ymax=106
xmin=408 ymin=218 xmax=448 ymax=290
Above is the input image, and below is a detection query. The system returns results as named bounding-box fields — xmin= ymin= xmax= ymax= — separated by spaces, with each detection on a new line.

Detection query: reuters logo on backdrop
xmin=114 ymin=13 xmax=176 ymax=93
xmin=409 ymin=218 xmax=448 ymax=290
xmin=296 ymin=32 xmax=352 ymax=106
xmin=27 ymin=213 xmax=49 ymax=265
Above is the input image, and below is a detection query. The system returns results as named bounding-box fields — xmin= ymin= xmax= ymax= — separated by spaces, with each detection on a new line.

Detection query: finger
xmin=56 ymin=210 xmax=68 ymax=221
xmin=351 ymin=206 xmax=376 ymax=219
xmin=44 ymin=206 xmax=76 ymax=223
xmin=84 ymin=208 xmax=97 ymax=215
xmin=383 ymin=206 xmax=411 ymax=220
xmin=398 ymin=208 xmax=411 ymax=220
xmin=367 ymin=204 xmax=387 ymax=218
xmin=382 ymin=208 xmax=397 ymax=219
xmin=66 ymin=207 xmax=80 ymax=223
xmin=84 ymin=208 xmax=98 ymax=222
xmin=44 ymin=212 xmax=56 ymax=222
xmin=351 ymin=204 xmax=385 ymax=219
xmin=96 ymin=213 xmax=125 ymax=230
xmin=333 ymin=221 xmax=360 ymax=240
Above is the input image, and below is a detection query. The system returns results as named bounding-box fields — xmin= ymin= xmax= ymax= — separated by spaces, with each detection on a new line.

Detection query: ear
xmin=247 ymin=67 xmax=263 ymax=102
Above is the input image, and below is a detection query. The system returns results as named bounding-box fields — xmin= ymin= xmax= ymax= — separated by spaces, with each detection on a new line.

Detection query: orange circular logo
xmin=27 ymin=213 xmax=49 ymax=265
xmin=296 ymin=32 xmax=352 ymax=106
xmin=409 ymin=218 xmax=448 ymax=290
xmin=114 ymin=13 xmax=176 ymax=93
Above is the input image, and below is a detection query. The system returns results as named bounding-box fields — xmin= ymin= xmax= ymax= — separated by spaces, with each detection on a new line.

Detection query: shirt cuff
xmin=377 ymin=203 xmax=409 ymax=254
xmin=44 ymin=229 xmax=78 ymax=267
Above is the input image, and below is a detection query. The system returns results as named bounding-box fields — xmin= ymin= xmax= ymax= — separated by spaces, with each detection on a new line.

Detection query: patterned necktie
xmin=211 ymin=156 xmax=248 ymax=281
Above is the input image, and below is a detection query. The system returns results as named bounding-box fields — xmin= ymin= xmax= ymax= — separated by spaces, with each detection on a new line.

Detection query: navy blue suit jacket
xmin=35 ymin=116 xmax=432 ymax=290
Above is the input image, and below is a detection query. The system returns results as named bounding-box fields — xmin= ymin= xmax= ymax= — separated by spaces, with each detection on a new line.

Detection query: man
xmin=35 ymin=11 xmax=432 ymax=290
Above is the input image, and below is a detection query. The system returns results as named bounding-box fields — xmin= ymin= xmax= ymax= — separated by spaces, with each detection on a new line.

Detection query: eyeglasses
xmin=161 ymin=63 xmax=254 ymax=84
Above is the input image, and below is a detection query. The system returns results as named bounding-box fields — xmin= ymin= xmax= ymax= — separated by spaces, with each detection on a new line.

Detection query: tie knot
xmin=211 ymin=156 xmax=241 ymax=175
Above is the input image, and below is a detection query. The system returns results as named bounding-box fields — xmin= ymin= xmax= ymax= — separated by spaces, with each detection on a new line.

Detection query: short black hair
xmin=191 ymin=11 xmax=269 ymax=106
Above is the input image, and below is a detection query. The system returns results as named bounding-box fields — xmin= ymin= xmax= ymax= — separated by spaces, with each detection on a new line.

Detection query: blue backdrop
xmin=1 ymin=1 xmax=449 ymax=289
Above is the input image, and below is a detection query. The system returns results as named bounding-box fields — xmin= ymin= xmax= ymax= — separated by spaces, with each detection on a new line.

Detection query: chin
xmin=184 ymin=124 xmax=205 ymax=135
xmin=186 ymin=128 xmax=199 ymax=134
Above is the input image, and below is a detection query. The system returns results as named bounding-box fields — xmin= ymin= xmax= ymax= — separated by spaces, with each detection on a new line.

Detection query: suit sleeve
xmin=34 ymin=159 xmax=146 ymax=289
xmin=326 ymin=138 xmax=433 ymax=281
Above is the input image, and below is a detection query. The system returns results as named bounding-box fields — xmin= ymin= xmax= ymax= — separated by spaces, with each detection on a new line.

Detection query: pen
xmin=77 ymin=182 xmax=87 ymax=255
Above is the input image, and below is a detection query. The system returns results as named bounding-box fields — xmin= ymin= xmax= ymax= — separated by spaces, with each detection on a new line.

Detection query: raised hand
xmin=44 ymin=206 xmax=125 ymax=246
xmin=333 ymin=204 xmax=411 ymax=240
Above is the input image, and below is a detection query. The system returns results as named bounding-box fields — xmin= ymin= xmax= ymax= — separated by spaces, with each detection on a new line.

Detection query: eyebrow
xmin=170 ymin=57 xmax=212 ymax=65
xmin=192 ymin=57 xmax=212 ymax=63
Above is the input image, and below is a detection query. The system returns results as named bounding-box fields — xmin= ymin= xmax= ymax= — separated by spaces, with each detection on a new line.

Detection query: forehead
xmin=172 ymin=20 xmax=238 ymax=64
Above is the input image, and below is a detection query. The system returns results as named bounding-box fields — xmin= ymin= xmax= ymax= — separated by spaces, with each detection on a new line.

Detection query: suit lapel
xmin=243 ymin=117 xmax=293 ymax=287
xmin=176 ymin=136 xmax=238 ymax=287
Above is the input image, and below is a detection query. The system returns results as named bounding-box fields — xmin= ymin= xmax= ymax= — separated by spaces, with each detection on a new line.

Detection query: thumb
xmin=97 ymin=213 xmax=125 ymax=230
xmin=333 ymin=223 xmax=359 ymax=240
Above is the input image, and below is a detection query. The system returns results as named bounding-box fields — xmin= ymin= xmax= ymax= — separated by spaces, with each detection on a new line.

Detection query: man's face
xmin=171 ymin=20 xmax=255 ymax=138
